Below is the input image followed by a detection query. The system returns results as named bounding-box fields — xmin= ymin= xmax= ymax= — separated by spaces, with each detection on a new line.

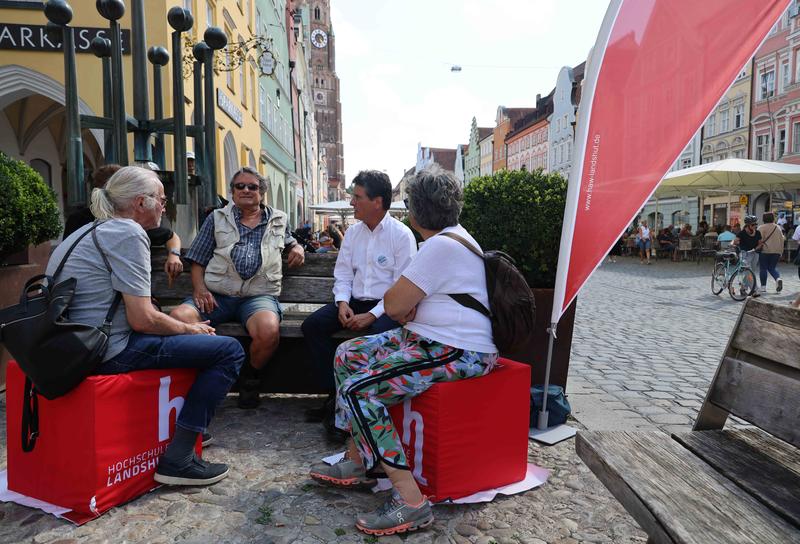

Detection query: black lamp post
xmin=44 ymin=0 xmax=227 ymax=210
xmin=44 ymin=0 xmax=83 ymax=206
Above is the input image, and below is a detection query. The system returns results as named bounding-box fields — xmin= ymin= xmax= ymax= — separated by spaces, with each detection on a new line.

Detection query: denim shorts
xmin=638 ymin=239 xmax=651 ymax=250
xmin=181 ymin=292 xmax=283 ymax=327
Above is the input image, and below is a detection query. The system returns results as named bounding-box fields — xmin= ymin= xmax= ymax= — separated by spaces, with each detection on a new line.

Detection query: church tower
xmin=309 ymin=1 xmax=345 ymax=199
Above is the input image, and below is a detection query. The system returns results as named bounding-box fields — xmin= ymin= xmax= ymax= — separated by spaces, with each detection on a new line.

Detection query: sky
xmin=329 ymin=0 xmax=611 ymax=186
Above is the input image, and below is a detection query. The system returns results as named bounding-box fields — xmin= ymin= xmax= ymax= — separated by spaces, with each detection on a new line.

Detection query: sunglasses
xmin=234 ymin=182 xmax=260 ymax=192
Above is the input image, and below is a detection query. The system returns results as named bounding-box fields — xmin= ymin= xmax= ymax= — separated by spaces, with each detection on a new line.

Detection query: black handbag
xmin=0 ymin=222 xmax=121 ymax=451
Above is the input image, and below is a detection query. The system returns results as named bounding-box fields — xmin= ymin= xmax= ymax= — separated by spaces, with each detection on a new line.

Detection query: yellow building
xmin=0 ymin=0 xmax=264 ymax=239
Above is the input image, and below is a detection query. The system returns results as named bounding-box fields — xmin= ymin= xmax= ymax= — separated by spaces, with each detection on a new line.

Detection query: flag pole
xmin=536 ymin=322 xmax=557 ymax=430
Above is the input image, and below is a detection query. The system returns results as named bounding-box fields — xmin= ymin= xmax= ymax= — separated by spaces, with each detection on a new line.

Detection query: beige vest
xmin=204 ymin=203 xmax=287 ymax=297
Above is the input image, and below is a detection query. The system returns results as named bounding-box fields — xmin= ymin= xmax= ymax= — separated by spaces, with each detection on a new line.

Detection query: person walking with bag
xmin=756 ymin=212 xmax=785 ymax=295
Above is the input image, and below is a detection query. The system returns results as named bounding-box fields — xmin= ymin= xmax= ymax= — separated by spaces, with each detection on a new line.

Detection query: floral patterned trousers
xmin=334 ymin=327 xmax=497 ymax=477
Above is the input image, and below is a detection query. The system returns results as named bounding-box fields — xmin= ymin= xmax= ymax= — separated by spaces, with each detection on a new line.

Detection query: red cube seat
xmin=388 ymin=357 xmax=530 ymax=502
xmin=6 ymin=361 xmax=198 ymax=524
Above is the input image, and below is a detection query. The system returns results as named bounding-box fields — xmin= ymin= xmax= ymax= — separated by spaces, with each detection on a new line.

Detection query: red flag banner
xmin=552 ymin=0 xmax=792 ymax=324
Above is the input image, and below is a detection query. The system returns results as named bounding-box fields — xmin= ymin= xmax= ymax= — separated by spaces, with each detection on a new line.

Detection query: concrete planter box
xmin=500 ymin=288 xmax=577 ymax=389
xmin=0 ymin=243 xmax=52 ymax=391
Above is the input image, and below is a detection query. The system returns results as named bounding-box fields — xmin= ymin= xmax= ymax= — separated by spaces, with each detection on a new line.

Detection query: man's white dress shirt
xmin=333 ymin=213 xmax=417 ymax=318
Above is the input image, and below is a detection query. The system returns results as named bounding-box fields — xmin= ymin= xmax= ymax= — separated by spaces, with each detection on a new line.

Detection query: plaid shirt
xmin=186 ymin=206 xmax=296 ymax=280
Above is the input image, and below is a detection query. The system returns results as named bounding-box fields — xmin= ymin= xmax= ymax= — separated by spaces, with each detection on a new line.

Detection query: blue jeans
xmin=95 ymin=333 xmax=245 ymax=433
xmin=758 ymin=252 xmax=781 ymax=287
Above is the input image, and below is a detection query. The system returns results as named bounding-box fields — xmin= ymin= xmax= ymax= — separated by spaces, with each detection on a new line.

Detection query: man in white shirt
xmin=301 ymin=171 xmax=417 ymax=437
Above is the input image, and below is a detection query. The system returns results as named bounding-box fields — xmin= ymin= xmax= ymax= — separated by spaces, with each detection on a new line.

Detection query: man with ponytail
xmin=46 ymin=166 xmax=245 ymax=486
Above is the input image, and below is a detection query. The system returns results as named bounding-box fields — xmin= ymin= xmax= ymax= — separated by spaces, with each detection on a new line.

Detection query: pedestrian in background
xmin=637 ymin=220 xmax=652 ymax=264
xmin=756 ymin=212 xmax=785 ymax=295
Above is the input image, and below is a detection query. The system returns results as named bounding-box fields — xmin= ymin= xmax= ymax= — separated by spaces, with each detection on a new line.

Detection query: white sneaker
xmin=760 ymin=287 xmax=767 ymax=294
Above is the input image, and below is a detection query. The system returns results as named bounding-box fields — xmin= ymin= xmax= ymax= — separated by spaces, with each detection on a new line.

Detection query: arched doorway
xmin=0 ymin=66 xmax=103 ymax=227
xmin=276 ymin=185 xmax=285 ymax=212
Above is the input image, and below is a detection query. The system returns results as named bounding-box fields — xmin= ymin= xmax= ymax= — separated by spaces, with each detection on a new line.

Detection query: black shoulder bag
xmin=0 ymin=222 xmax=122 ymax=451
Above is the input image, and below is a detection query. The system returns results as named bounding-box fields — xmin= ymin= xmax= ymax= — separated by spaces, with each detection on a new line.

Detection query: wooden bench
xmin=576 ymin=299 xmax=800 ymax=544
xmin=151 ymin=252 xmax=358 ymax=394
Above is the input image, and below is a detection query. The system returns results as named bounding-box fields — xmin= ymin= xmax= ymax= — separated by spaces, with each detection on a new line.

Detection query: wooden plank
xmin=708 ymin=357 xmax=800 ymax=447
xmin=150 ymin=274 xmax=334 ymax=304
xmin=576 ymin=431 xmax=800 ymax=544
xmin=743 ymin=299 xmax=800 ymax=331
xmin=214 ymin=318 xmax=358 ymax=339
xmin=730 ymin=314 xmax=800 ymax=371
xmin=151 ymin=252 xmax=337 ymax=278
xmin=673 ymin=429 xmax=800 ymax=528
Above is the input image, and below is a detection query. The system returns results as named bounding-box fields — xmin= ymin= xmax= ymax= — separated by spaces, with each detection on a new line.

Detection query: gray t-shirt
xmin=46 ymin=219 xmax=151 ymax=361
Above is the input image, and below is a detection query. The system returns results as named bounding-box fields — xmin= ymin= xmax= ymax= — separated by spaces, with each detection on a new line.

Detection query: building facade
xmin=465 ymin=118 xmax=491 ymax=183
xmin=492 ymin=106 xmax=535 ymax=172
xmin=479 ymin=132 xmax=493 ymax=177
xmin=548 ymin=62 xmax=584 ymax=177
xmin=701 ymin=65 xmax=751 ymax=163
xmin=308 ymin=0 xmax=345 ymax=200
xmin=0 ymin=0 xmax=266 ymax=240
xmin=506 ymin=93 xmax=552 ymax=173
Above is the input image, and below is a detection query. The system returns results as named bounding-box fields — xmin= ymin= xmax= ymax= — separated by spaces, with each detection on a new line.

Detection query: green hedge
xmin=461 ymin=168 xmax=567 ymax=288
xmin=0 ymin=152 xmax=62 ymax=262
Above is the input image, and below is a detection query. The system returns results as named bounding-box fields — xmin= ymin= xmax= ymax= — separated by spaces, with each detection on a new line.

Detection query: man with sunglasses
xmin=173 ymin=167 xmax=305 ymax=408
xmin=301 ymin=170 xmax=417 ymax=441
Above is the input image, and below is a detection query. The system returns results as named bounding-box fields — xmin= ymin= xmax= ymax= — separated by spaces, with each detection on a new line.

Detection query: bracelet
xmin=169 ymin=248 xmax=181 ymax=257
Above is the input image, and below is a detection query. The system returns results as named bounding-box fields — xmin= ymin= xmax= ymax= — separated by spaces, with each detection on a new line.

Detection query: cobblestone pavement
xmin=3 ymin=256 xmax=796 ymax=543
xmin=567 ymin=255 xmax=799 ymax=434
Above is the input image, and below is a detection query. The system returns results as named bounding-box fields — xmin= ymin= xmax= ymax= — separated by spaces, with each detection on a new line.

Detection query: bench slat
xmin=673 ymin=429 xmax=800 ymax=529
xmin=151 ymin=275 xmax=335 ymax=304
xmin=731 ymin=314 xmax=800 ymax=371
xmin=708 ymin=357 xmax=800 ymax=447
xmin=576 ymin=431 xmax=800 ymax=544
xmin=743 ymin=299 xmax=800 ymax=331
xmin=214 ymin=317 xmax=358 ymax=339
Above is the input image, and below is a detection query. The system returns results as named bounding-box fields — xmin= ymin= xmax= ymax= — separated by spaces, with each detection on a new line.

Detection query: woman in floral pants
xmin=310 ymin=166 xmax=498 ymax=536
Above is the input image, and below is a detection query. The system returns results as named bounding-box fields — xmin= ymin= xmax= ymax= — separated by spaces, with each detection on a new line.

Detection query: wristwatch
xmin=169 ymin=248 xmax=181 ymax=257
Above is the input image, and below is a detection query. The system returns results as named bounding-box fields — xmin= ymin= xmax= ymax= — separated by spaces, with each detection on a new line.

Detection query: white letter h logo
xmin=158 ymin=376 xmax=185 ymax=442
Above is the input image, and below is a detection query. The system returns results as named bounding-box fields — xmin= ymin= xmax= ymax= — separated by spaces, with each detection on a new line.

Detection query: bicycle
xmin=711 ymin=248 xmax=756 ymax=301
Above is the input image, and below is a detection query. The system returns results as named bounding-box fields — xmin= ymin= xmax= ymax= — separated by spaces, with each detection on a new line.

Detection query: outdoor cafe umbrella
xmin=652 ymin=158 xmax=800 ymax=225
xmin=308 ymin=199 xmax=408 ymax=216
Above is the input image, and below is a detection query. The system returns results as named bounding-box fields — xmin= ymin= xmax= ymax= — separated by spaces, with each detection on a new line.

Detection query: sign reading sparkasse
xmin=0 ymin=23 xmax=131 ymax=54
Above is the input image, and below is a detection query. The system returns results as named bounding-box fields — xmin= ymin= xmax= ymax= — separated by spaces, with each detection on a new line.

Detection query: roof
xmin=506 ymin=107 xmax=537 ymax=125
xmin=478 ymin=127 xmax=493 ymax=140
xmin=572 ymin=61 xmax=586 ymax=105
xmin=428 ymin=147 xmax=457 ymax=170
xmin=506 ymin=92 xmax=555 ymax=140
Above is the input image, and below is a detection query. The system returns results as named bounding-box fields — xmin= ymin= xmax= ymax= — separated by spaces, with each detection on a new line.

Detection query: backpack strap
xmin=52 ymin=221 xmax=104 ymax=280
xmin=439 ymin=232 xmax=491 ymax=316
xmin=90 ymin=223 xmax=123 ymax=335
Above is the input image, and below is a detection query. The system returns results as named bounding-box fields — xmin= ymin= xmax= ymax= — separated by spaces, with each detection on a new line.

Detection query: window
xmin=734 ymin=104 xmax=744 ymax=129
xmin=720 ymin=109 xmax=729 ymax=133
xmin=259 ymin=83 xmax=266 ymax=121
xmin=793 ymin=123 xmax=800 ymax=154
xmin=706 ymin=114 xmax=716 ymax=137
xmin=240 ymin=59 xmax=246 ymax=106
xmin=314 ymin=6 xmax=320 ymax=20
xmin=256 ymin=9 xmax=261 ymax=34
xmin=206 ymin=3 xmax=215 ymax=27
xmin=681 ymin=158 xmax=692 ymax=169
xmin=779 ymin=129 xmax=787 ymax=158
xmin=760 ymin=68 xmax=775 ymax=99
xmin=250 ymin=67 xmax=257 ymax=117
xmin=734 ymin=149 xmax=744 ymax=158
xmin=756 ymin=134 xmax=770 ymax=160
xmin=781 ymin=59 xmax=791 ymax=92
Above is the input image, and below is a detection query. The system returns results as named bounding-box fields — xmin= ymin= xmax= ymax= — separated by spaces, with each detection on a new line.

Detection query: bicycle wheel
xmin=729 ymin=267 xmax=756 ymax=301
xmin=711 ymin=263 xmax=726 ymax=295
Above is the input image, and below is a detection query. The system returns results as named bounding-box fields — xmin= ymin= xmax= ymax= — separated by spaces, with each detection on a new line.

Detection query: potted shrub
xmin=460 ymin=168 xmax=575 ymax=388
xmin=0 ymin=152 xmax=62 ymax=264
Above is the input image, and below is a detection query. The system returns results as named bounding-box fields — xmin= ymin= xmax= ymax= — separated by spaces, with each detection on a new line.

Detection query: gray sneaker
xmin=356 ymin=493 xmax=434 ymax=536
xmin=777 ymin=278 xmax=783 ymax=292
xmin=310 ymin=457 xmax=376 ymax=488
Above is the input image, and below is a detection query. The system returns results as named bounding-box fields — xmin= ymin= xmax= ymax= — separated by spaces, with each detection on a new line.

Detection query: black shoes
xmin=305 ymin=394 xmax=335 ymax=423
xmin=154 ymin=455 xmax=229 ymax=486
xmin=237 ymin=365 xmax=261 ymax=409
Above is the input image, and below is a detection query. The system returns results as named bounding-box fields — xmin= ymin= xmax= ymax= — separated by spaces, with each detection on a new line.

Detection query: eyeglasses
xmin=234 ymin=182 xmax=260 ymax=192
xmin=149 ymin=194 xmax=168 ymax=206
